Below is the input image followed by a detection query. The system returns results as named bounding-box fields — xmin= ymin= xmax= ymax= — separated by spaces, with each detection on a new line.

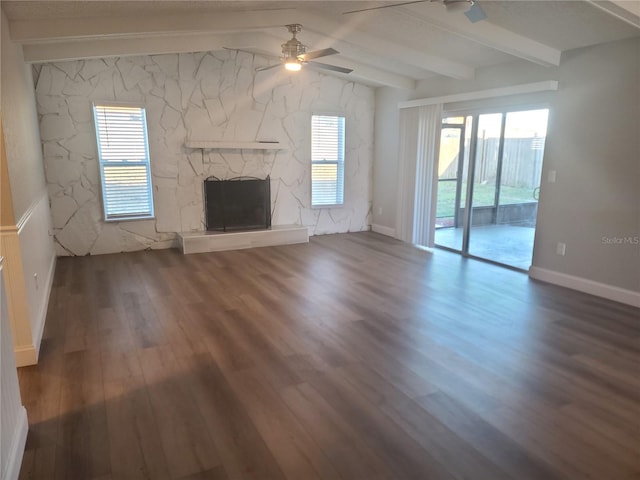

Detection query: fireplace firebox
xmin=204 ymin=176 xmax=271 ymax=232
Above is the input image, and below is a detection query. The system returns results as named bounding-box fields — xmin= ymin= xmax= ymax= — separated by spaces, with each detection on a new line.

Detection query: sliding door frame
xmin=436 ymin=103 xmax=551 ymax=270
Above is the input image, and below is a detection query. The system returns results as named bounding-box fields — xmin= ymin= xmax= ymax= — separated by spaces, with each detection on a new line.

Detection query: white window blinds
xmin=93 ymin=104 xmax=155 ymax=221
xmin=311 ymin=115 xmax=345 ymax=207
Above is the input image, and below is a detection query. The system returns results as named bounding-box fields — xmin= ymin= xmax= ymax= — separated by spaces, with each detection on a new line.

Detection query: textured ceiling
xmin=2 ymin=0 xmax=639 ymax=86
xmin=477 ymin=0 xmax=640 ymax=50
xmin=1 ymin=1 xmax=388 ymax=20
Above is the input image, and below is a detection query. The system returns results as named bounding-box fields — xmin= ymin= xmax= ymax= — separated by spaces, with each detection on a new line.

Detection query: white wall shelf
xmin=185 ymin=141 xmax=282 ymax=150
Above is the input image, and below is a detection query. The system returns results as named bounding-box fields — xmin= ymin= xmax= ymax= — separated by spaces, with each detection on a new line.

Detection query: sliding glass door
xmin=434 ymin=108 xmax=549 ymax=270
xmin=435 ymin=118 xmax=468 ymax=251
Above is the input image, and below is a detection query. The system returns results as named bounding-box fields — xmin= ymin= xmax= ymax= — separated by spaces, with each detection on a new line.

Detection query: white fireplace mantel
xmin=184 ymin=141 xmax=283 ymax=150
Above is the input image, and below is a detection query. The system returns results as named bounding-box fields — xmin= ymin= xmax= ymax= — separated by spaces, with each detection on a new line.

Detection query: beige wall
xmin=1 ymin=120 xmax=15 ymax=226
xmin=0 ymin=8 xmax=57 ymax=365
xmin=372 ymin=87 xmax=411 ymax=233
xmin=532 ymin=37 xmax=640 ymax=293
xmin=1 ymin=11 xmax=47 ymax=221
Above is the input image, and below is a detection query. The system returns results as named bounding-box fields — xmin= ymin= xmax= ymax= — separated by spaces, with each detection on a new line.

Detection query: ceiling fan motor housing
xmin=282 ymin=24 xmax=306 ymax=60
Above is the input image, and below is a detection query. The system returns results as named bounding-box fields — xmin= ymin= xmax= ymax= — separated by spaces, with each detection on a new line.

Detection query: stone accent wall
xmin=34 ymin=51 xmax=374 ymax=256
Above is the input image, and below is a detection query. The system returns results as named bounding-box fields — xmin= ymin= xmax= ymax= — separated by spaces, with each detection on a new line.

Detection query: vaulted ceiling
xmin=3 ymin=0 xmax=640 ymax=89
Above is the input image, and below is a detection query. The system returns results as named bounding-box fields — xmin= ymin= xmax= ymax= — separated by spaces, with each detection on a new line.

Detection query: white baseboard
xmin=529 ymin=266 xmax=640 ymax=308
xmin=371 ymin=224 xmax=396 ymax=238
xmin=32 ymin=255 xmax=56 ymax=361
xmin=4 ymin=406 xmax=28 ymax=480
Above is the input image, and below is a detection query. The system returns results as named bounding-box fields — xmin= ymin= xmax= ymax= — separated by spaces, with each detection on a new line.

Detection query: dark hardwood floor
xmin=17 ymin=232 xmax=640 ymax=480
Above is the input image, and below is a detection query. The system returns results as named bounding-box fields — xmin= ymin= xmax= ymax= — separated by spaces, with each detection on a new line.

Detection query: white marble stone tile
xmin=44 ymin=156 xmax=81 ymax=186
xmin=119 ymin=220 xmax=159 ymax=239
xmin=225 ymin=109 xmax=263 ymax=141
xmin=35 ymin=66 xmax=54 ymax=95
xmin=151 ymin=54 xmax=178 ymax=77
xmin=90 ymin=223 xmax=124 ymax=255
xmin=43 ymin=142 xmax=70 ymax=160
xmin=90 ymin=69 xmax=117 ymax=102
xmin=184 ymin=106 xmax=214 ymax=140
xmin=73 ymin=183 xmax=94 ymax=206
xmin=40 ymin=114 xmax=76 ymax=141
xmin=160 ymin=105 xmax=181 ymax=131
xmin=154 ymin=185 xmax=181 ymax=233
xmin=62 ymin=132 xmax=96 ymax=158
xmin=79 ymin=59 xmax=110 ymax=81
xmin=49 ymin=67 xmax=68 ymax=96
xmin=117 ymin=57 xmax=151 ymax=90
xmin=37 ymin=95 xmax=68 ymax=115
xmin=66 ymin=97 xmax=93 ymax=124
xmin=180 ymin=204 xmax=204 ymax=232
xmin=50 ymin=195 xmax=78 ymax=229
xmin=203 ymin=98 xmax=226 ymax=127
xmin=63 ymin=77 xmax=93 ymax=97
xmin=55 ymin=202 xmax=102 ymax=255
xmin=188 ymin=152 xmax=204 ymax=176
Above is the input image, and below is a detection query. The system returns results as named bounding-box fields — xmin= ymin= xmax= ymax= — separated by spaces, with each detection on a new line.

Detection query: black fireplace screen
xmin=204 ymin=176 xmax=271 ymax=231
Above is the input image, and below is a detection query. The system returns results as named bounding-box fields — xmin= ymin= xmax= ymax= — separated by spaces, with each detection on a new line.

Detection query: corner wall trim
xmin=0 ymin=226 xmax=19 ymax=234
xmin=4 ymin=406 xmax=28 ymax=480
xmin=371 ymin=224 xmax=396 ymax=238
xmin=529 ymin=266 xmax=640 ymax=308
xmin=33 ymin=255 xmax=56 ymax=361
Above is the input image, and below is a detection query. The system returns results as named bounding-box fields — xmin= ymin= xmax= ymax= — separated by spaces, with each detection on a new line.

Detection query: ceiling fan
xmin=254 ymin=24 xmax=353 ymax=74
xmin=343 ymin=0 xmax=487 ymax=23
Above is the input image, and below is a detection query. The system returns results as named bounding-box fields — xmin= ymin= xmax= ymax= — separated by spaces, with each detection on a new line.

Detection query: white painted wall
xmin=1 ymin=9 xmax=57 ymax=362
xmin=18 ymin=193 xmax=56 ymax=355
xmin=35 ymin=52 xmax=374 ymax=256
xmin=372 ymin=87 xmax=411 ymax=234
xmin=0 ymin=259 xmax=29 ymax=480
xmin=373 ymin=37 xmax=639 ymax=294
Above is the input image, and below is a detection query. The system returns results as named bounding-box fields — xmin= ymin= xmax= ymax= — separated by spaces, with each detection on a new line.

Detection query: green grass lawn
xmin=436 ymin=181 xmax=536 ymax=218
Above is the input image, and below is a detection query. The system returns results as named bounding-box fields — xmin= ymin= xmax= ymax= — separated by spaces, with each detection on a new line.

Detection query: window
xmin=311 ymin=115 xmax=345 ymax=207
xmin=93 ymin=104 xmax=154 ymax=221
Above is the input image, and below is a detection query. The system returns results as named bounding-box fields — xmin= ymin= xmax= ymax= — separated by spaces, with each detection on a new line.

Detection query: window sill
xmin=311 ymin=204 xmax=344 ymax=209
xmin=104 ymin=215 xmax=156 ymax=222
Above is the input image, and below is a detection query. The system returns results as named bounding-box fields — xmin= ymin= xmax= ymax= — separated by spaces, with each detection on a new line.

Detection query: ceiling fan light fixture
xmin=284 ymin=59 xmax=302 ymax=71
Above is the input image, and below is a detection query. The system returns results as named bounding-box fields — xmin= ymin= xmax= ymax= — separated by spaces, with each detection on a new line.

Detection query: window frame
xmin=310 ymin=113 xmax=346 ymax=209
xmin=92 ymin=102 xmax=155 ymax=222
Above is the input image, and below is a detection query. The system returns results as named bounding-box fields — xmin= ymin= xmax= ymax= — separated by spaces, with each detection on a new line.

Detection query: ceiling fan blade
xmin=343 ymin=0 xmax=429 ymax=14
xmin=299 ymin=48 xmax=339 ymax=61
xmin=464 ymin=1 xmax=487 ymax=23
xmin=307 ymin=62 xmax=353 ymax=74
xmin=255 ymin=63 xmax=282 ymax=72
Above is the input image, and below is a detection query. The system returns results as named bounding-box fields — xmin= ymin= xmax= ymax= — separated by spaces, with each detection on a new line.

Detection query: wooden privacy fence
xmin=442 ymin=137 xmax=545 ymax=189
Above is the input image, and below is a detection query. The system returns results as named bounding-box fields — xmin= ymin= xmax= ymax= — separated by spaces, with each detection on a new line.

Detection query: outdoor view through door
xmin=435 ymin=108 xmax=549 ymax=270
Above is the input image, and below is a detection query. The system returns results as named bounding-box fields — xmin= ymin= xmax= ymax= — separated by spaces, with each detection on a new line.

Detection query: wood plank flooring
xmin=17 ymin=232 xmax=640 ymax=480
